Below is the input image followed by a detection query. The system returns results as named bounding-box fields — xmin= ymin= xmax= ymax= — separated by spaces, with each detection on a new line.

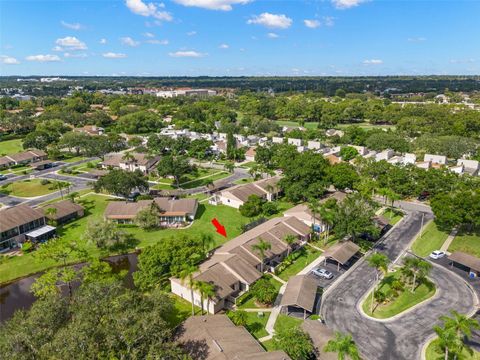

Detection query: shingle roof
xmin=101 ymin=152 xmax=160 ymax=167
xmin=41 ymin=200 xmax=84 ymax=220
xmin=449 ymin=252 xmax=480 ymax=273
xmin=153 ymin=197 xmax=198 ymax=215
xmin=104 ymin=200 xmax=152 ymax=219
xmin=323 ymin=241 xmax=360 ymax=265
xmin=6 ymin=149 xmax=46 ymax=163
xmin=221 ymin=176 xmax=281 ymax=203
xmin=177 ymin=315 xmax=291 ymax=360
xmin=0 ymin=205 xmax=45 ymax=232
xmin=281 ymin=275 xmax=318 ymax=313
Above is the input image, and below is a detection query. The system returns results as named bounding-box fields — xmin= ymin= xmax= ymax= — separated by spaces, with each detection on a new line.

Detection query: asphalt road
xmin=321 ymin=212 xmax=476 ymax=360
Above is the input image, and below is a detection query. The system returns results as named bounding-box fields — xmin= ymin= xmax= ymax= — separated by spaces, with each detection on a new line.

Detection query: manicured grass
xmin=411 ymin=221 xmax=449 ymax=257
xmin=0 ymin=165 xmax=33 ymax=175
xmin=448 ymin=227 xmax=480 ymax=258
xmin=0 ymin=179 xmax=68 ymax=197
xmin=275 ymin=120 xmax=318 ymax=130
xmin=237 ymin=275 xmax=283 ymax=309
xmin=276 ymin=246 xmax=322 ymax=281
xmin=0 ymin=194 xmax=252 ymax=284
xmin=240 ymin=162 xmax=257 ymax=168
xmin=362 ymin=271 xmax=436 ymax=319
xmin=337 ymin=122 xmax=396 ymax=130
xmin=261 ymin=339 xmax=276 ymax=351
xmin=382 ymin=208 xmax=403 ymax=225
xmin=180 ymin=171 xmax=230 ymax=189
xmin=426 ymin=338 xmax=480 ymax=360
xmin=234 ymin=178 xmax=254 ymax=185
xmin=244 ymin=311 xmax=270 ymax=339
xmin=61 ymin=155 xmax=87 ymax=163
xmin=165 ymin=295 xmax=202 ymax=328
xmin=151 ymin=183 xmax=175 ymax=190
xmin=274 ymin=314 xmax=304 ymax=332
xmin=0 ymin=138 xmax=23 ymax=156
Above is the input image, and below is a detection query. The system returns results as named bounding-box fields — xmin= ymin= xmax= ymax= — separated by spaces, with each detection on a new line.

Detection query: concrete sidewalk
xmin=440 ymin=228 xmax=458 ymax=253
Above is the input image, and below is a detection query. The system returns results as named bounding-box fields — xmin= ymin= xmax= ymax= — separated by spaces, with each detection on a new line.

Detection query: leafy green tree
xmin=327 ymin=163 xmax=360 ymax=191
xmin=324 ymin=332 xmax=361 ymax=360
xmin=156 ymin=154 xmax=196 ymax=188
xmin=433 ymin=324 xmax=464 ymax=360
xmin=59 ymin=131 xmax=90 ymax=156
xmin=250 ymin=277 xmax=277 ymax=305
xmin=252 ymin=238 xmax=272 ymax=273
xmin=134 ymin=204 xmax=160 ymax=229
xmin=239 ymin=194 xmax=265 ymax=218
xmin=273 ymin=326 xmax=315 ymax=360
xmin=441 ymin=310 xmax=480 ymax=340
xmin=229 ymin=310 xmax=248 ymax=326
xmin=339 ymin=146 xmax=359 ymax=161
xmin=179 ymin=264 xmax=198 ymax=316
xmin=366 ymin=253 xmax=389 ymax=313
xmin=93 ymin=169 xmax=149 ymax=198
xmin=82 ymin=219 xmax=132 ymax=250
xmin=401 ymin=257 xmax=432 ymax=292
xmin=23 ymin=130 xmax=59 ymax=150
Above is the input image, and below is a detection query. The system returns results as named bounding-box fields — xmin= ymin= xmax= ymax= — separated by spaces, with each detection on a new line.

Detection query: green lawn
xmin=448 ymin=227 xmax=480 ymax=258
xmin=0 ymin=194 xmax=252 ymax=284
xmin=411 ymin=221 xmax=449 ymax=257
xmin=382 ymin=208 xmax=403 ymax=225
xmin=276 ymin=246 xmax=322 ymax=281
xmin=336 ymin=122 xmax=396 ymax=130
xmin=426 ymin=338 xmax=480 ymax=360
xmin=0 ymin=138 xmax=23 ymax=156
xmin=0 ymin=179 xmax=68 ymax=197
xmin=362 ymin=271 xmax=436 ymax=319
xmin=165 ymin=295 xmax=202 ymax=328
xmin=275 ymin=120 xmax=318 ymax=130
xmin=274 ymin=314 xmax=304 ymax=332
xmin=60 ymin=155 xmax=87 ymax=163
xmin=227 ymin=310 xmax=270 ymax=339
xmin=237 ymin=275 xmax=283 ymax=309
xmin=180 ymin=171 xmax=230 ymax=189
xmin=234 ymin=178 xmax=254 ymax=185
xmin=0 ymin=165 xmax=34 ymax=175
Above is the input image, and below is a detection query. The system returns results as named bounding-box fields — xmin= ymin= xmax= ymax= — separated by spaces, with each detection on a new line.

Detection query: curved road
xmin=322 ymin=212 xmax=477 ymax=360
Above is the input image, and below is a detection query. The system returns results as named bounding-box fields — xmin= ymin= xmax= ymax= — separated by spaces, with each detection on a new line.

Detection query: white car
xmin=429 ymin=250 xmax=446 ymax=260
xmin=311 ymin=268 xmax=334 ymax=279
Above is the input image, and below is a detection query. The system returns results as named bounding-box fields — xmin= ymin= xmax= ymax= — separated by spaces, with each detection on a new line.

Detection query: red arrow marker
xmin=211 ymin=218 xmax=227 ymax=237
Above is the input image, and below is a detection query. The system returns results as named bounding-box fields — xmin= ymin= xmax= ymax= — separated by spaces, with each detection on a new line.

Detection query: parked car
xmin=311 ymin=268 xmax=334 ymax=279
xmin=429 ymin=250 xmax=446 ymax=260
xmin=0 ymin=174 xmax=8 ymax=181
xmin=417 ymin=191 xmax=430 ymax=201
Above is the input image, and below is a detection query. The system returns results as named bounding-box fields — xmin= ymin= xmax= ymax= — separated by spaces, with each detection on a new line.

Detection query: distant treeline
xmin=2 ymin=76 xmax=480 ymax=95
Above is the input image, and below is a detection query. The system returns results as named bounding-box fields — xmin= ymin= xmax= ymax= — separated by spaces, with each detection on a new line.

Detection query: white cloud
xmin=324 ymin=16 xmax=335 ymax=27
xmin=121 ymin=36 xmax=140 ymax=47
xmin=408 ymin=37 xmax=426 ymax=42
xmin=125 ymin=0 xmax=173 ymax=21
xmin=363 ymin=59 xmax=383 ymax=65
xmin=267 ymin=32 xmax=279 ymax=38
xmin=102 ymin=52 xmax=127 ymax=58
xmin=247 ymin=13 xmax=292 ymax=29
xmin=219 ymin=43 xmax=229 ymax=49
xmin=61 ymin=20 xmax=84 ymax=30
xmin=173 ymin=0 xmax=250 ymax=11
xmin=187 ymin=31 xmax=197 ymax=36
xmin=304 ymin=19 xmax=320 ymax=28
xmin=143 ymin=32 xmax=155 ymax=38
xmin=146 ymin=39 xmax=169 ymax=45
xmin=26 ymin=54 xmax=61 ymax=62
xmin=168 ymin=50 xmax=206 ymax=58
xmin=54 ymin=36 xmax=87 ymax=51
xmin=99 ymin=38 xmax=107 ymax=44
xmin=332 ymin=0 xmax=367 ymax=9
xmin=64 ymin=52 xmax=88 ymax=58
xmin=0 ymin=55 xmax=20 ymax=64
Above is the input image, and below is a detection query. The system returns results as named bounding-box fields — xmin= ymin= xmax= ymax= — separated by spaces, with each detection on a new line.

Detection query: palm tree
xmin=203 ymin=282 xmax=216 ymax=316
xmin=204 ymin=179 xmax=214 ymax=195
xmin=252 ymin=238 xmax=272 ymax=273
xmin=200 ymin=233 xmax=215 ymax=256
xmin=224 ymin=161 xmax=235 ymax=174
xmin=324 ymin=332 xmax=362 ymax=360
xmin=284 ymin=234 xmax=297 ymax=256
xmin=441 ymin=310 xmax=480 ymax=340
xmin=179 ymin=264 xmax=198 ymax=316
xmin=434 ymin=324 xmax=461 ymax=360
xmin=67 ymin=191 xmax=79 ymax=203
xmin=308 ymin=198 xmax=320 ymax=237
xmin=319 ymin=199 xmax=337 ymax=245
xmin=193 ymin=280 xmax=206 ymax=315
xmin=122 ymin=151 xmax=135 ymax=163
xmin=402 ymin=257 xmax=432 ymax=292
xmin=230 ymin=310 xmax=248 ymax=326
xmin=366 ymin=252 xmax=389 ymax=313
xmin=386 ymin=190 xmax=401 ymax=209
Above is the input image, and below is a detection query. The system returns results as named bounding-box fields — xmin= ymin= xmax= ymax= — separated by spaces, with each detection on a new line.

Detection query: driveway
xmin=321 ymin=212 xmax=476 ymax=360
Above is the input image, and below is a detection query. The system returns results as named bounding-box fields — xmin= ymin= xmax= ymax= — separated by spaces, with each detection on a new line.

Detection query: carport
xmin=323 ymin=241 xmax=360 ymax=271
xmin=448 ymin=252 xmax=480 ymax=277
xmin=280 ymin=275 xmax=318 ymax=319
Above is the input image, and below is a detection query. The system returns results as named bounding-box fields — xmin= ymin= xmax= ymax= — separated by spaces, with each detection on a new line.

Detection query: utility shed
xmin=281 ymin=275 xmax=318 ymax=318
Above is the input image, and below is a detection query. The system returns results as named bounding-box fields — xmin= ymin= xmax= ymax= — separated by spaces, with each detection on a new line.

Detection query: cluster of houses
xmin=0 ymin=200 xmax=84 ymax=252
xmin=99 ymin=152 xmax=161 ymax=174
xmin=0 ymin=149 xmax=50 ymax=170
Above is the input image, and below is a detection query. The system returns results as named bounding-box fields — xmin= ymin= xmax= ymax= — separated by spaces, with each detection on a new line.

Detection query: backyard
xmin=448 ymin=227 xmax=480 ymax=258
xmin=237 ymin=274 xmax=283 ymax=309
xmin=0 ymin=178 xmax=68 ymax=197
xmin=262 ymin=314 xmax=304 ymax=351
xmin=382 ymin=208 xmax=403 ymax=225
xmin=411 ymin=221 xmax=449 ymax=257
xmin=362 ymin=271 xmax=436 ymax=319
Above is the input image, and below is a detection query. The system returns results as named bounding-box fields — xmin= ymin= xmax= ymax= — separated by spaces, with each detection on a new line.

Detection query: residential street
xmin=321 ymin=212 xmax=477 ymax=360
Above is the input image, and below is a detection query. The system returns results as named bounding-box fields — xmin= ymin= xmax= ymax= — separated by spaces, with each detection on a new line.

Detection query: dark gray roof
xmin=449 ymin=252 xmax=480 ymax=273
xmin=323 ymin=241 xmax=360 ymax=265
xmin=281 ymin=275 xmax=318 ymax=312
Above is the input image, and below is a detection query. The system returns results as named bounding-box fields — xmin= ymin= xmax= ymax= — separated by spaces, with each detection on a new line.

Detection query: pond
xmin=0 ymin=253 xmax=138 ymax=323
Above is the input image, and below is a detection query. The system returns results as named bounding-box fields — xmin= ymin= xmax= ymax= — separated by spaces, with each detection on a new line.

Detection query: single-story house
xmin=41 ymin=200 xmax=84 ymax=225
xmin=245 ymin=146 xmax=257 ymax=162
xmin=307 ymin=141 xmax=322 ymax=150
xmin=212 ymin=176 xmax=281 ymax=209
xmin=0 ymin=149 xmax=48 ymax=169
xmin=0 ymin=204 xmax=50 ymax=251
xmin=104 ymin=198 xmax=198 ymax=225
xmin=171 ymin=216 xmax=311 ymax=313
xmin=375 ymin=149 xmax=394 ymax=162
xmin=280 ymin=275 xmax=318 ymax=318
xmin=176 ymin=315 xmax=291 ymax=360
xmin=100 ymin=152 xmax=160 ymax=174
xmin=73 ymin=125 xmax=105 ymax=136
xmin=403 ymin=153 xmax=417 ymax=165
xmin=272 ymin=136 xmax=284 ymax=144
xmin=287 ymin=138 xmax=302 ymax=147
xmin=424 ymin=154 xmax=447 ymax=165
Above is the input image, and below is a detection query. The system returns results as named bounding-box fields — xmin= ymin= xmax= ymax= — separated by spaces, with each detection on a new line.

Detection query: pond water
xmin=0 ymin=253 xmax=138 ymax=323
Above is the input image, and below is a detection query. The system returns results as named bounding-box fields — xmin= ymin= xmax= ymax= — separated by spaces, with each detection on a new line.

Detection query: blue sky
xmin=1 ymin=0 xmax=480 ymax=76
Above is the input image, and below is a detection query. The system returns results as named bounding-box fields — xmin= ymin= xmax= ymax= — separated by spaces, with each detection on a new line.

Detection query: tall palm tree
xmin=67 ymin=191 xmax=79 ymax=203
xmin=324 ymin=332 xmax=362 ymax=360
xmin=441 ymin=310 xmax=480 ymax=340
xmin=308 ymin=198 xmax=320 ymax=236
xmin=203 ymin=282 xmax=216 ymax=316
xmin=179 ymin=264 xmax=198 ymax=316
xmin=319 ymin=199 xmax=337 ymax=245
xmin=204 ymin=179 xmax=214 ymax=195
xmin=402 ymin=257 xmax=432 ymax=292
xmin=200 ymin=233 xmax=215 ymax=256
xmin=252 ymin=238 xmax=272 ymax=273
xmin=193 ymin=280 xmax=206 ymax=315
xmin=122 ymin=151 xmax=135 ymax=163
xmin=230 ymin=310 xmax=248 ymax=326
xmin=284 ymin=234 xmax=297 ymax=256
xmin=434 ymin=324 xmax=461 ymax=360
xmin=366 ymin=252 xmax=389 ymax=313
xmin=224 ymin=161 xmax=234 ymax=174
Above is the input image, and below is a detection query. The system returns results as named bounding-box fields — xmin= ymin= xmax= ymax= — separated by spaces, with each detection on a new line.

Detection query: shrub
xmin=40 ymin=179 xmax=50 ymax=186
xmin=63 ymin=168 xmax=73 ymax=174
xmin=250 ymin=278 xmax=278 ymax=305
xmin=86 ymin=162 xmax=95 ymax=168
xmin=21 ymin=241 xmax=34 ymax=253
xmin=262 ymin=201 xmax=278 ymax=216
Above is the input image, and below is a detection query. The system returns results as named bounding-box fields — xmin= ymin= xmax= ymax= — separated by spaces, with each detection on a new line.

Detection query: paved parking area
xmin=307 ymin=260 xmax=347 ymax=289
